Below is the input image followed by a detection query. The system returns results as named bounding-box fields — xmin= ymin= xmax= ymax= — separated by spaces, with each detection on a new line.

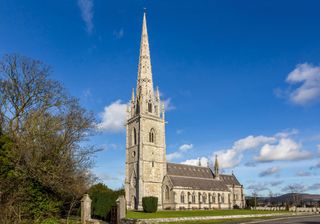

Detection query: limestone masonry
xmin=125 ymin=12 xmax=245 ymax=210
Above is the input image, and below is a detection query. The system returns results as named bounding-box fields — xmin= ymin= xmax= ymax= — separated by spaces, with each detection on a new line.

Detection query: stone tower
xmin=125 ymin=11 xmax=166 ymax=210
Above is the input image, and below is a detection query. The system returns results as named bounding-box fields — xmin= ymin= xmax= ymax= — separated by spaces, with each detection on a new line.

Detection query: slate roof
xmin=167 ymin=163 xmax=214 ymax=179
xmin=169 ymin=176 xmax=229 ymax=191
xmin=166 ymin=163 xmax=241 ymax=191
xmin=220 ymin=174 xmax=241 ymax=186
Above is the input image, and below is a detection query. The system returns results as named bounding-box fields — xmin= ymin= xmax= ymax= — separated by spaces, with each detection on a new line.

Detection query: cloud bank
xmin=181 ymin=130 xmax=312 ymax=169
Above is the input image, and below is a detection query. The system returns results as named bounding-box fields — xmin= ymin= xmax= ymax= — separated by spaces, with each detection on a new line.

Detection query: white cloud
xmin=100 ymin=143 xmax=119 ymax=151
xmin=255 ymin=138 xmax=311 ymax=162
xmin=97 ymin=172 xmax=121 ymax=182
xmin=181 ymin=157 xmax=209 ymax=167
xmin=186 ymin=130 xmax=312 ymax=169
xmin=163 ymin=98 xmax=175 ymax=111
xmin=212 ymin=135 xmax=276 ymax=168
xmin=96 ymin=100 xmax=127 ymax=133
xmin=167 ymin=144 xmax=193 ymax=162
xmin=113 ymin=28 xmax=124 ymax=39
xmin=167 ymin=152 xmax=182 ymax=161
xmin=78 ymin=0 xmax=94 ymax=34
xmin=233 ymin=135 xmax=276 ymax=151
xmin=259 ymin=167 xmax=280 ymax=177
xmin=214 ymin=148 xmax=243 ymax=169
xmin=179 ymin=144 xmax=193 ymax=152
xmin=280 ymin=63 xmax=320 ymax=105
xmin=275 ymin=129 xmax=299 ymax=138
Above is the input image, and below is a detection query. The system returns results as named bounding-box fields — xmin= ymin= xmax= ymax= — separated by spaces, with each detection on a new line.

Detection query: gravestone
xmin=81 ymin=194 xmax=92 ymax=224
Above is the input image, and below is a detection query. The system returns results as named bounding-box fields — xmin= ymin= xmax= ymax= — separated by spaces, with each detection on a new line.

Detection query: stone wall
xmin=252 ymin=206 xmax=320 ymax=213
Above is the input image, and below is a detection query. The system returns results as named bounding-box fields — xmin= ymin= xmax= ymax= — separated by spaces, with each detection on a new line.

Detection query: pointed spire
xmin=198 ymin=158 xmax=201 ymax=167
xmin=156 ymin=86 xmax=160 ymax=100
xmin=131 ymin=88 xmax=135 ymax=102
xmin=136 ymin=10 xmax=153 ymax=97
xmin=214 ymin=155 xmax=220 ymax=179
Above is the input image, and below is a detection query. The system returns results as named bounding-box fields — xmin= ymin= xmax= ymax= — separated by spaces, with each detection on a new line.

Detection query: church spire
xmin=136 ymin=10 xmax=153 ymax=98
xmin=214 ymin=155 xmax=220 ymax=179
xmin=131 ymin=88 xmax=135 ymax=102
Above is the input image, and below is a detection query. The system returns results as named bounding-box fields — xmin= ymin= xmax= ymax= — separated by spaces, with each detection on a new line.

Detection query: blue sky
xmin=1 ymin=0 xmax=320 ymax=196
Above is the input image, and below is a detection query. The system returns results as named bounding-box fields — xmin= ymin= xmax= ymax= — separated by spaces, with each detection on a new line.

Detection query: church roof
xmin=220 ymin=174 xmax=241 ymax=186
xmin=169 ymin=176 xmax=229 ymax=191
xmin=167 ymin=163 xmax=214 ymax=179
xmin=166 ymin=163 xmax=241 ymax=191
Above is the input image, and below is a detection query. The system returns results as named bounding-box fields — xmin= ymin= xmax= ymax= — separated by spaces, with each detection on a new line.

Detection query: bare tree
xmin=0 ymin=54 xmax=97 ymax=223
xmin=284 ymin=184 xmax=304 ymax=206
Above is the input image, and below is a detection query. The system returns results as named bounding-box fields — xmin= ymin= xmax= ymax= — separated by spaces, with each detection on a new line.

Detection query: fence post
xmin=116 ymin=195 xmax=126 ymax=224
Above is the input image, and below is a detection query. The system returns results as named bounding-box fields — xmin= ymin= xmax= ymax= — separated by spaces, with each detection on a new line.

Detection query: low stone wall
xmin=251 ymin=206 xmax=320 ymax=213
xmin=121 ymin=213 xmax=292 ymax=224
xmin=289 ymin=206 xmax=320 ymax=213
xmin=251 ymin=206 xmax=286 ymax=211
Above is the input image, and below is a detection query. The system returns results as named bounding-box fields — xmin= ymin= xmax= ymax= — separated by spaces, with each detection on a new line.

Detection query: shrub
xmin=40 ymin=218 xmax=59 ymax=224
xmin=142 ymin=196 xmax=158 ymax=213
xmin=233 ymin=204 xmax=240 ymax=209
xmin=89 ymin=183 xmax=124 ymax=221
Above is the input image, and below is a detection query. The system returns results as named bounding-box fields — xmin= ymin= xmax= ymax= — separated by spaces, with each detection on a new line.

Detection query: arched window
xmin=188 ymin=192 xmax=191 ymax=203
xmin=149 ymin=128 xmax=155 ymax=143
xmin=165 ymin=186 xmax=170 ymax=200
xmin=221 ymin=193 xmax=225 ymax=203
xmin=203 ymin=193 xmax=207 ymax=204
xmin=218 ymin=193 xmax=221 ymax=203
xmin=180 ymin=192 xmax=185 ymax=203
xmin=132 ymin=128 xmax=137 ymax=146
xmin=208 ymin=193 xmax=211 ymax=203
xmin=148 ymin=102 xmax=152 ymax=113
xmin=192 ymin=192 xmax=196 ymax=203
xmin=198 ymin=192 xmax=202 ymax=203
xmin=213 ymin=193 xmax=216 ymax=204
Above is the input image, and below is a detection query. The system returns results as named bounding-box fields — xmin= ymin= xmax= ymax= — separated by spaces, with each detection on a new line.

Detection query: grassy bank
xmin=126 ymin=209 xmax=289 ymax=219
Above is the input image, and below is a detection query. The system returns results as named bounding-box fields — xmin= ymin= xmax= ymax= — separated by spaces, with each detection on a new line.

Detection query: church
xmin=125 ymin=12 xmax=245 ymax=210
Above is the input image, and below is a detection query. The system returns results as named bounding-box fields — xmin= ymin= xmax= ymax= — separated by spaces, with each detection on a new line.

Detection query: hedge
xmin=142 ymin=196 xmax=158 ymax=213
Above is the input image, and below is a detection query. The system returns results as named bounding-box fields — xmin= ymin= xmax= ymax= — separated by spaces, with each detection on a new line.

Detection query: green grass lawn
xmin=161 ymin=216 xmax=291 ymax=224
xmin=126 ymin=209 xmax=289 ymax=219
